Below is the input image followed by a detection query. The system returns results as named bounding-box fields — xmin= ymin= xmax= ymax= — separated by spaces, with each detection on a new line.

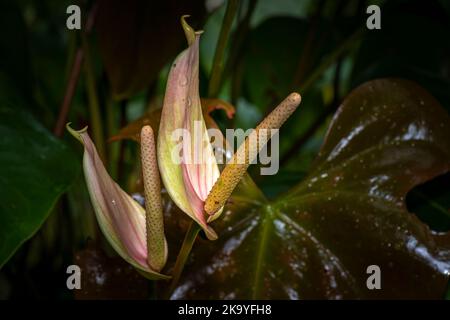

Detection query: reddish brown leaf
xmin=109 ymin=99 xmax=235 ymax=142
xmin=170 ymin=79 xmax=450 ymax=299
xmin=74 ymin=244 xmax=148 ymax=300
xmin=96 ymin=0 xmax=205 ymax=100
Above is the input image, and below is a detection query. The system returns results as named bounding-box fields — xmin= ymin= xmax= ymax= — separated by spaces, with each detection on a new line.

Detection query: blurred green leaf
xmin=250 ymin=0 xmax=311 ymax=27
xmin=352 ymin=0 xmax=450 ymax=109
xmin=0 ymin=1 xmax=32 ymax=100
xmin=0 ymin=99 xmax=79 ymax=268
xmin=171 ymin=79 xmax=450 ymax=299
xmin=235 ymin=17 xmax=332 ymax=176
xmin=200 ymin=2 xmax=228 ymax=76
xmin=407 ymin=174 xmax=450 ymax=232
xmin=241 ymin=17 xmax=310 ymax=109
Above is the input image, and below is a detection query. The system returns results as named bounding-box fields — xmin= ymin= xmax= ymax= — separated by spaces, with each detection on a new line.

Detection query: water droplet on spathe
xmin=179 ymin=76 xmax=188 ymax=86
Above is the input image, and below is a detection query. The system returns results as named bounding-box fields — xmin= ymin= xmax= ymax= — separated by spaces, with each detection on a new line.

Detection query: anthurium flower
xmin=205 ymin=92 xmax=301 ymax=215
xmin=158 ymin=16 xmax=221 ymax=240
xmin=67 ymin=124 xmax=168 ymax=279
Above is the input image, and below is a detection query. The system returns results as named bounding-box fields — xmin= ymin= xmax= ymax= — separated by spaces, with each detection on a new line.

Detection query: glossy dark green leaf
xmin=171 ymin=79 xmax=450 ymax=299
xmin=0 ymin=102 xmax=79 ymax=268
xmin=96 ymin=0 xmax=205 ymax=100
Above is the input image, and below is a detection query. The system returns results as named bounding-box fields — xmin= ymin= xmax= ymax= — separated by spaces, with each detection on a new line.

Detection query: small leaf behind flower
xmin=109 ymin=99 xmax=233 ymax=143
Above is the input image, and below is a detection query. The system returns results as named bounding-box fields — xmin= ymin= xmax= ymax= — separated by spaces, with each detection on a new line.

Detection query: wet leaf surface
xmin=74 ymin=244 xmax=148 ymax=299
xmin=171 ymin=79 xmax=450 ymax=299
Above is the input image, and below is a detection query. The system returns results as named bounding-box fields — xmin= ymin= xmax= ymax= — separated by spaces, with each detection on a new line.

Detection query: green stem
xmin=81 ymin=34 xmax=106 ymax=161
xmin=53 ymin=3 xmax=98 ymax=137
xmin=291 ymin=0 xmax=326 ymax=87
xmin=299 ymin=27 xmax=365 ymax=93
xmin=412 ymin=190 xmax=450 ymax=219
xmin=166 ymin=221 xmax=200 ymax=299
xmin=226 ymin=0 xmax=258 ymax=77
xmin=106 ymin=94 xmax=119 ymax=178
xmin=208 ymin=0 xmax=239 ymax=97
xmin=229 ymin=0 xmax=258 ymax=110
xmin=281 ymin=59 xmax=343 ymax=164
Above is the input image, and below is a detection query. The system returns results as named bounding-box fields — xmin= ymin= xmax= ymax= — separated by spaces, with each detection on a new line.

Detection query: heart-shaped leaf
xmin=0 ymin=102 xmax=79 ymax=267
xmin=170 ymin=79 xmax=450 ymax=299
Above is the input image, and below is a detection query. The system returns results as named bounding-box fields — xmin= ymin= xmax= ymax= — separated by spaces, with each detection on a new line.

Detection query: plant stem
xmin=412 ymin=190 xmax=450 ymax=219
xmin=53 ymin=3 xmax=98 ymax=137
xmin=208 ymin=0 xmax=239 ymax=97
xmin=81 ymin=33 xmax=106 ymax=161
xmin=280 ymin=28 xmax=364 ymax=163
xmin=166 ymin=221 xmax=200 ymax=299
xmin=116 ymin=101 xmax=127 ymax=183
xmin=291 ymin=0 xmax=326 ymax=88
xmin=54 ymin=48 xmax=84 ymax=137
xmin=229 ymin=0 xmax=258 ymax=110
xmin=281 ymin=59 xmax=343 ymax=165
xmin=227 ymin=0 xmax=258 ymax=79
xmin=299 ymin=27 xmax=364 ymax=93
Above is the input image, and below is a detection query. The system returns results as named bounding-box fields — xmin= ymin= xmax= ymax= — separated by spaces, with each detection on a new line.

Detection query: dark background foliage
xmin=0 ymin=0 xmax=449 ymax=299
